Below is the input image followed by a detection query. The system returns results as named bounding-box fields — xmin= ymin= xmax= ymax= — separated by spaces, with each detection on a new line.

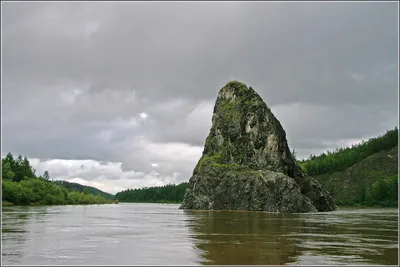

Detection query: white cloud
xmin=28 ymin=157 xmax=180 ymax=194
xmin=26 ymin=140 xmax=202 ymax=194
xmin=139 ymin=112 xmax=148 ymax=120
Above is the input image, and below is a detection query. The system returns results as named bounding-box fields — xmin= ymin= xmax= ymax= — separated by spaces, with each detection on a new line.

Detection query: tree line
xmin=115 ymin=182 xmax=189 ymax=203
xmin=336 ymin=175 xmax=398 ymax=207
xmin=298 ymin=127 xmax=398 ymax=176
xmin=2 ymin=153 xmax=116 ymax=205
xmin=53 ymin=180 xmax=114 ymax=200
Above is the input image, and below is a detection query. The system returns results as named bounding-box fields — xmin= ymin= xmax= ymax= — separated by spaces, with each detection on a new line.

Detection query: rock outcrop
xmin=180 ymin=81 xmax=337 ymax=213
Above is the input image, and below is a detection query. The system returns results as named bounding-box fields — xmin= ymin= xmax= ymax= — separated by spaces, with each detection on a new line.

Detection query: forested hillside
xmin=115 ymin=182 xmax=189 ymax=203
xmin=54 ymin=180 xmax=114 ymax=200
xmin=2 ymin=153 xmax=116 ymax=205
xmin=299 ymin=127 xmax=398 ymax=207
xmin=313 ymin=146 xmax=398 ymax=207
xmin=298 ymin=127 xmax=398 ymax=176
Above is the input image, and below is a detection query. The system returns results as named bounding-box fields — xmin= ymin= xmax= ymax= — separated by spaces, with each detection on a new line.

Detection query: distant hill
xmin=298 ymin=127 xmax=398 ymax=176
xmin=298 ymin=127 xmax=398 ymax=207
xmin=115 ymin=182 xmax=188 ymax=203
xmin=313 ymin=145 xmax=398 ymax=206
xmin=54 ymin=180 xmax=115 ymax=200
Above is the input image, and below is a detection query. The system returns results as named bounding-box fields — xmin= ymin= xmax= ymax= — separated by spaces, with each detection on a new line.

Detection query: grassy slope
xmin=313 ymin=145 xmax=398 ymax=204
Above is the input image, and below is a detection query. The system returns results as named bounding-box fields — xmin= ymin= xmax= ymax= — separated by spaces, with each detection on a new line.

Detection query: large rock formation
xmin=180 ymin=81 xmax=337 ymax=213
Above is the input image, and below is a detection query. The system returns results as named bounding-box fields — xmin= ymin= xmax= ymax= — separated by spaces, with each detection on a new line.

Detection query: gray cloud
xmin=2 ymin=2 xmax=398 ymax=191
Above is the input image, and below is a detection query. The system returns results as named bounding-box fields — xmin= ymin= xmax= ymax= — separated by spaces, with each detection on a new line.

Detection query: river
xmin=1 ymin=203 xmax=398 ymax=265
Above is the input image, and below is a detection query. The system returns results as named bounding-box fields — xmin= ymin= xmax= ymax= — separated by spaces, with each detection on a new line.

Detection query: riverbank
xmin=2 ymin=201 xmax=15 ymax=206
xmin=2 ymin=201 xmax=119 ymax=207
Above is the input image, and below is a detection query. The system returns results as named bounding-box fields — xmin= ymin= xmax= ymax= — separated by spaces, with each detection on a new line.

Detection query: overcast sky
xmin=2 ymin=2 xmax=398 ymax=194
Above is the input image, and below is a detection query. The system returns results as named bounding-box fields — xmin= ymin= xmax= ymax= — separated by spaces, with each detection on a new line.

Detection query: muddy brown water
xmin=1 ymin=203 xmax=398 ymax=265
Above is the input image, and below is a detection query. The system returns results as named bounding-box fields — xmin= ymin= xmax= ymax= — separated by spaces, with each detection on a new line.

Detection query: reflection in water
xmin=185 ymin=210 xmax=302 ymax=265
xmin=1 ymin=204 xmax=398 ymax=265
xmin=184 ymin=208 xmax=398 ymax=265
xmin=2 ymin=204 xmax=201 ymax=265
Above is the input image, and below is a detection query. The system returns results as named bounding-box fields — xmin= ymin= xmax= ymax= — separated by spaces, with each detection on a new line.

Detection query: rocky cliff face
xmin=180 ymin=81 xmax=337 ymax=213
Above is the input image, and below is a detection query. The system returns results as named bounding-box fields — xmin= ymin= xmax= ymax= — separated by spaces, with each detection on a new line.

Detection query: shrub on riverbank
xmin=2 ymin=153 xmax=115 ymax=206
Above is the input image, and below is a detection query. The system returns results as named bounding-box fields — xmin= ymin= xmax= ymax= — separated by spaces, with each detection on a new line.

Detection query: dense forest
xmin=298 ymin=127 xmax=398 ymax=176
xmin=2 ymin=153 xmax=116 ymax=205
xmin=53 ymin=180 xmax=114 ymax=200
xmin=115 ymin=182 xmax=189 ymax=203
